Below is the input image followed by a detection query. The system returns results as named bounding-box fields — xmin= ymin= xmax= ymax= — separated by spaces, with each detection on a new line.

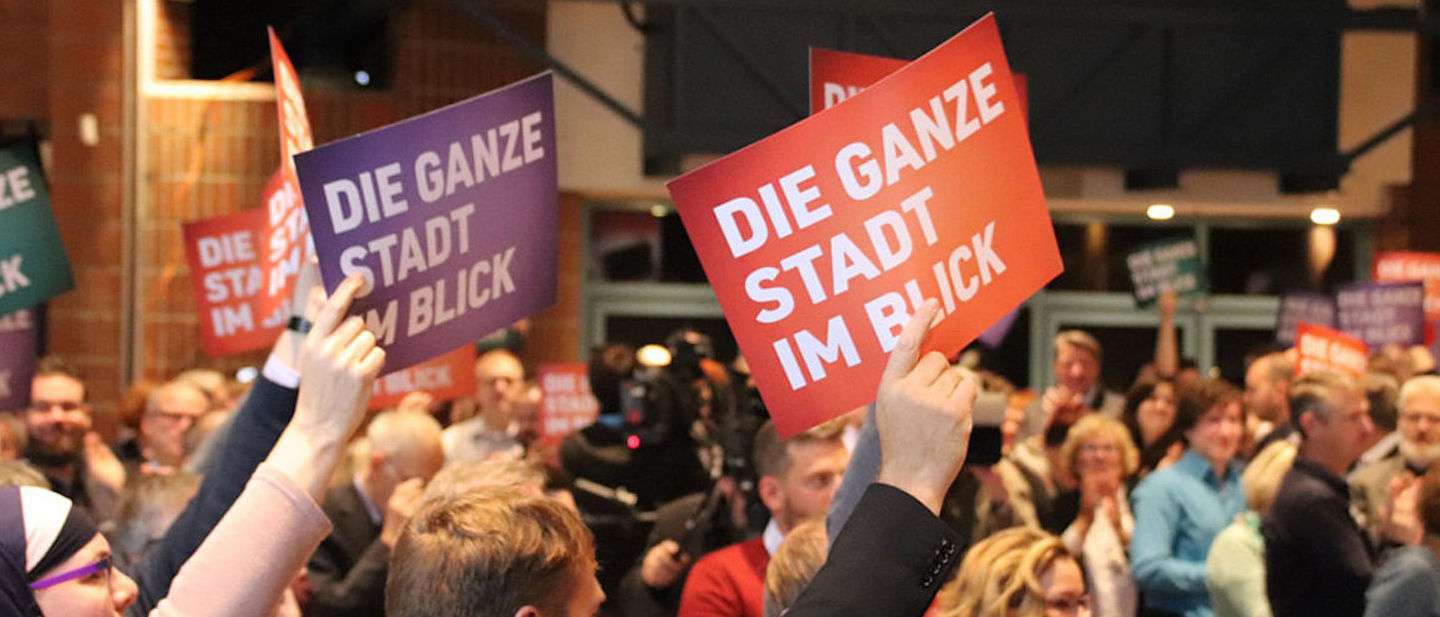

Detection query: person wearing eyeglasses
xmin=1350 ymin=374 xmax=1440 ymax=545
xmin=3 ymin=274 xmax=385 ymax=617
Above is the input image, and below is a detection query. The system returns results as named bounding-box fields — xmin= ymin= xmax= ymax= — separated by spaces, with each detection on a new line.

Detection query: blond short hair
xmin=424 ymin=459 xmax=546 ymax=503
xmin=763 ymin=518 xmax=828 ymax=617
xmin=1057 ymin=414 xmax=1140 ymax=484
xmin=386 ymin=486 xmax=595 ymax=617
xmin=1054 ymin=330 xmax=1103 ymax=364
xmin=936 ymin=527 xmax=1075 ymax=617
xmin=1243 ymin=440 xmax=1297 ymax=515
xmin=753 ymin=419 xmax=846 ymax=480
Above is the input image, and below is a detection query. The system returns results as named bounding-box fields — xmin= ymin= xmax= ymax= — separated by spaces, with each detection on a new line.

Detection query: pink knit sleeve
xmin=149 ymin=464 xmax=333 ymax=617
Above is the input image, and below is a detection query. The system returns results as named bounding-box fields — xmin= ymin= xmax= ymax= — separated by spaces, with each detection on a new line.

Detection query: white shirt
xmin=441 ymin=417 xmax=523 ymax=463
xmin=762 ymin=518 xmax=783 ymax=556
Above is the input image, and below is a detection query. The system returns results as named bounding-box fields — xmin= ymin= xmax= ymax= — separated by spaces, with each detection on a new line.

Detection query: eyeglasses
xmin=29 ymin=556 xmax=112 ymax=590
xmin=27 ymin=400 xmax=85 ymax=414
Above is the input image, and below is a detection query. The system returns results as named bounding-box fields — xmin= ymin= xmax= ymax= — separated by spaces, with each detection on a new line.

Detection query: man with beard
xmin=24 ymin=357 xmax=124 ymax=519
xmin=677 ymin=420 xmax=849 ymax=617
xmin=1351 ymin=374 xmax=1440 ymax=545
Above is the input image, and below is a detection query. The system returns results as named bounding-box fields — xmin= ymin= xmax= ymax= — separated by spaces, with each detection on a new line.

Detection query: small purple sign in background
xmin=0 ymin=309 xmax=37 ymax=413
xmin=1336 ymin=280 xmax=1425 ymax=348
xmin=1276 ymin=292 xmax=1336 ymax=346
xmin=295 ymin=73 xmax=558 ymax=373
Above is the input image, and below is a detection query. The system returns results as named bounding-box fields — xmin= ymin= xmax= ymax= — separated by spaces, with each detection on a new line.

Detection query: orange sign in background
xmin=537 ymin=362 xmax=600 ymax=443
xmin=669 ymin=15 xmax=1062 ymax=436
xmin=1295 ymin=322 xmax=1368 ymax=377
xmin=1375 ymin=251 xmax=1440 ymax=327
xmin=368 ymin=345 xmax=477 ymax=410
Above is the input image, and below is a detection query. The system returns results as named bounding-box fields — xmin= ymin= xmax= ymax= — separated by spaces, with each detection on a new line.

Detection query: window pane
xmin=1207 ymin=226 xmax=1357 ymax=295
xmin=589 ymin=209 xmax=710 ymax=283
xmin=1212 ymin=327 xmax=1281 ymax=384
xmin=1048 ymin=223 xmax=1197 ymax=293
xmin=963 ymin=307 xmax=1031 ymax=390
xmin=1050 ymin=323 xmax=1186 ymax=392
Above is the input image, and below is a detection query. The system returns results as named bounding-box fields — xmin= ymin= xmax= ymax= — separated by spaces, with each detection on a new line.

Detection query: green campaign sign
xmin=1125 ymin=236 xmax=1205 ymax=306
xmin=0 ymin=141 xmax=74 ymax=316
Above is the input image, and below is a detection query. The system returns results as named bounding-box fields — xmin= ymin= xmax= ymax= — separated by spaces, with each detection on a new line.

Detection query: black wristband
xmin=287 ymin=316 xmax=313 ymax=334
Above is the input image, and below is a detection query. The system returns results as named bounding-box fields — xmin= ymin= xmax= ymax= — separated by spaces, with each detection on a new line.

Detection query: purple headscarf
xmin=0 ymin=485 xmax=99 ymax=616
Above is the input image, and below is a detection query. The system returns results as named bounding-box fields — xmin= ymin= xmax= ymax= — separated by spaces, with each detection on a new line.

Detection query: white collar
xmin=763 ymin=518 xmax=784 ymax=556
xmin=352 ymin=475 xmax=383 ymax=527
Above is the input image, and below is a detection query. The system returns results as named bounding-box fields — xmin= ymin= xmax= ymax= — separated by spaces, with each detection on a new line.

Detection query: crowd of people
xmin=6 ymin=270 xmax=1440 ymax=617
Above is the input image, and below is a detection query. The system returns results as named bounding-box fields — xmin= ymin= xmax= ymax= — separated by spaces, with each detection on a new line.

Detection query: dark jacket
xmin=306 ymin=483 xmax=390 ymax=617
xmin=125 ymin=374 xmax=298 ymax=617
xmin=1263 ymin=458 xmax=1376 ymax=617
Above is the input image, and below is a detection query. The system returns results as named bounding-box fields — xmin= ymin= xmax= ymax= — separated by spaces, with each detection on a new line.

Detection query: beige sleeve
xmin=149 ymin=464 xmax=333 ymax=617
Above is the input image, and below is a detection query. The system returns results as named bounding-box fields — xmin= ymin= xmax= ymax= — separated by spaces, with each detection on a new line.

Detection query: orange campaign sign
xmin=1295 ymin=322 xmax=1368 ymax=377
xmin=810 ymin=47 xmax=1027 ymax=117
xmin=668 ymin=14 xmax=1062 ymax=437
xmin=368 ymin=344 xmax=477 ymax=410
xmin=1374 ymin=252 xmax=1440 ymax=325
xmin=182 ymin=208 xmax=282 ymax=355
xmin=537 ymin=362 xmax=600 ymax=443
xmin=263 ymin=28 xmax=314 ymax=326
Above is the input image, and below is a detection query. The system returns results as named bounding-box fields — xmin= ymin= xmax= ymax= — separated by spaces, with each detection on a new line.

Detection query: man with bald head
xmin=116 ymin=380 xmax=208 ymax=473
xmin=442 ymin=348 xmax=526 ymax=462
xmin=308 ymin=409 xmax=445 ymax=617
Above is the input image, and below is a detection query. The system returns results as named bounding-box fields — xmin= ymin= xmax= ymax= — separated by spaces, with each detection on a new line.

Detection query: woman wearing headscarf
xmin=5 ymin=274 xmax=383 ymax=617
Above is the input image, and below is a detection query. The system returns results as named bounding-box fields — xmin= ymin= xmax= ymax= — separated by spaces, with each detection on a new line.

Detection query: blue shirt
xmin=1364 ymin=546 xmax=1440 ymax=617
xmin=1129 ymin=450 xmax=1246 ymax=617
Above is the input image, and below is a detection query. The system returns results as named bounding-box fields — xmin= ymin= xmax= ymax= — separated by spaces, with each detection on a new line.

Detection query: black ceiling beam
xmin=566 ymin=0 xmax=1434 ymax=33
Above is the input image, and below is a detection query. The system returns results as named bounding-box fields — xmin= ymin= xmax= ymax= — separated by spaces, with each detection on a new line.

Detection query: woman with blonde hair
xmin=1206 ymin=440 xmax=1299 ymax=617
xmin=1056 ymin=414 xmax=1140 ymax=617
xmin=936 ymin=527 xmax=1087 ymax=617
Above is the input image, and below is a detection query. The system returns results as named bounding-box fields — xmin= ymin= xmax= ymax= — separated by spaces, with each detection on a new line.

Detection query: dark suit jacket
xmin=787 ymin=484 xmax=959 ymax=617
xmin=125 ymin=374 xmax=298 ymax=617
xmin=306 ymin=483 xmax=390 ymax=617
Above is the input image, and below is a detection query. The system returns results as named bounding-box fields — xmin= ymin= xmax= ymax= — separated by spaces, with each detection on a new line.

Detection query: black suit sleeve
xmin=125 ymin=375 xmax=298 ymax=617
xmin=307 ymin=536 xmax=391 ymax=617
xmin=786 ymin=484 xmax=960 ymax=617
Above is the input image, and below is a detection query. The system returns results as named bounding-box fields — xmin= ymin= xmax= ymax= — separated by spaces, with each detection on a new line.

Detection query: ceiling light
xmin=1310 ymin=207 xmax=1340 ymax=226
xmin=1146 ymin=203 xmax=1175 ymax=221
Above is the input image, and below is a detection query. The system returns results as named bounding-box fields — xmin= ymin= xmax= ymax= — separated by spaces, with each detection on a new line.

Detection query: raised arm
xmin=151 ymin=274 xmax=385 ymax=617
xmin=126 ymin=264 xmax=324 ymax=616
xmin=791 ymin=300 xmax=975 ymax=617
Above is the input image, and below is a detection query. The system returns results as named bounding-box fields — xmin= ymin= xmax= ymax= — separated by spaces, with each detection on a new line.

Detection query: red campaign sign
xmin=810 ymin=47 xmax=1028 ymax=118
xmin=669 ymin=15 xmax=1062 ymax=437
xmin=182 ymin=208 xmax=285 ymax=355
xmin=1295 ymin=322 xmax=1368 ymax=377
xmin=1374 ymin=252 xmax=1440 ymax=326
xmin=268 ymin=27 xmax=315 ymax=194
xmin=264 ymin=28 xmax=314 ymax=320
xmin=537 ymin=362 xmax=599 ymax=443
xmin=368 ymin=344 xmax=477 ymax=410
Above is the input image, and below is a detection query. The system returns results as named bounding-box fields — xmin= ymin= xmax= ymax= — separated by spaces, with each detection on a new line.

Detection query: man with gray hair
xmin=307 ymin=409 xmax=445 ymax=617
xmin=1264 ymin=371 xmax=1377 ymax=617
xmin=1351 ymin=374 xmax=1440 ymax=544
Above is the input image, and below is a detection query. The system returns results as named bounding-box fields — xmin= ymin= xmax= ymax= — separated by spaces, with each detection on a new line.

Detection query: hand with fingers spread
xmin=875 ymin=299 xmax=979 ymax=515
xmin=268 ymin=274 xmax=388 ymax=500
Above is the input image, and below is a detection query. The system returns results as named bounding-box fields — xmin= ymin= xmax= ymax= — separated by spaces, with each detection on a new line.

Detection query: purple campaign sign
xmin=976 ymin=307 xmax=1019 ymax=348
xmin=295 ymin=73 xmax=558 ymax=373
xmin=1276 ymin=292 xmax=1336 ymax=346
xmin=1336 ymin=281 xmax=1425 ymax=348
xmin=0 ymin=309 xmax=37 ymax=413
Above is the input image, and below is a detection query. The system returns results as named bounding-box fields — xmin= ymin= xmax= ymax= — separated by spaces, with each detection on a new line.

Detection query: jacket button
xmin=922 ymin=575 xmax=934 ymax=588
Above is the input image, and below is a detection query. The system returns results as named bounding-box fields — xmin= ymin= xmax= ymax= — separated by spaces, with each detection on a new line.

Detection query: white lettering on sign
xmin=412 ymin=112 xmax=548 ymax=204
xmin=0 ymin=256 xmax=30 ymax=296
xmin=0 ymin=165 xmax=37 ymax=211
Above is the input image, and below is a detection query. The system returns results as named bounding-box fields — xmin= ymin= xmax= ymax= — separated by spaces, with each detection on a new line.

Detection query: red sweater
xmin=678 ymin=537 xmax=769 ymax=617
